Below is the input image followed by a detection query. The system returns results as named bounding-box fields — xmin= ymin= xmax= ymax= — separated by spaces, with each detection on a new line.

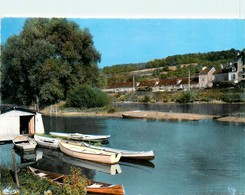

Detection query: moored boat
xmin=83 ymin=142 xmax=154 ymax=161
xmin=27 ymin=166 xmax=125 ymax=194
xmin=13 ymin=135 xmax=37 ymax=152
xmin=34 ymin=134 xmax=60 ymax=149
xmin=59 ymin=140 xmax=121 ymax=164
xmin=122 ymin=113 xmax=148 ymax=119
xmin=50 ymin=132 xmax=111 ymax=143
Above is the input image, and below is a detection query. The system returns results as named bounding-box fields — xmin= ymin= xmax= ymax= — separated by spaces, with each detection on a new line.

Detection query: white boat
xmin=34 ymin=135 xmax=60 ymax=149
xmin=50 ymin=132 xmax=110 ymax=143
xmin=59 ymin=140 xmax=121 ymax=164
xmin=12 ymin=135 xmax=37 ymax=152
xmin=83 ymin=142 xmax=154 ymax=161
xmin=122 ymin=113 xmax=147 ymax=119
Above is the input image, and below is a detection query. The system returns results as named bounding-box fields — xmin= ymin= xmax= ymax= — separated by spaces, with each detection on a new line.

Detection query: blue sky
xmin=1 ymin=18 xmax=245 ymax=68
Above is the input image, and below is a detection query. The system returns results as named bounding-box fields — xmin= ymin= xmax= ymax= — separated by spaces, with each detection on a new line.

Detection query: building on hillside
xmin=103 ymin=82 xmax=138 ymax=93
xmin=213 ymin=68 xmax=229 ymax=83
xmin=0 ymin=105 xmax=45 ymax=141
xmin=152 ymin=77 xmax=199 ymax=92
xmin=137 ymin=79 xmax=159 ymax=91
xmin=228 ymin=50 xmax=245 ymax=82
xmin=198 ymin=67 xmax=216 ymax=88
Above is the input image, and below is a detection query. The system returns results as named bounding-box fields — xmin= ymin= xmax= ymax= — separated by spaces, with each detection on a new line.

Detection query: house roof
xmin=138 ymin=80 xmax=158 ymax=87
xmin=157 ymin=77 xmax=198 ymax=86
xmin=0 ymin=104 xmax=36 ymax=114
xmin=107 ymin=82 xmax=134 ymax=89
xmin=199 ymin=67 xmax=213 ymax=75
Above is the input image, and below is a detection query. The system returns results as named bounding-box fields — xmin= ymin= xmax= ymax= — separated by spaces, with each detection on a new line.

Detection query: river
xmin=1 ymin=116 xmax=245 ymax=194
xmin=113 ymin=103 xmax=245 ymax=116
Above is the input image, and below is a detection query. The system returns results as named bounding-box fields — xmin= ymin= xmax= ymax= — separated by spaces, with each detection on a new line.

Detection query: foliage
xmin=175 ymin=92 xmax=193 ymax=103
xmin=214 ymin=81 xmax=236 ymax=89
xmin=141 ymin=95 xmax=151 ymax=103
xmin=107 ymin=105 xmax=118 ymax=113
xmin=1 ymin=166 xmax=87 ymax=195
xmin=102 ymin=49 xmax=239 ymax=75
xmin=66 ymin=85 xmax=110 ymax=108
xmin=2 ymin=18 xmax=101 ymax=108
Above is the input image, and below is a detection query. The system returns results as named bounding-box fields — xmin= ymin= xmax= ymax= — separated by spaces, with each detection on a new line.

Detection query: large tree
xmin=2 ymin=18 xmax=102 ymax=108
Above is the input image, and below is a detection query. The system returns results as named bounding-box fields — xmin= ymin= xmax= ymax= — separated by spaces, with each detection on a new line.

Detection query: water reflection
xmin=36 ymin=148 xmax=121 ymax=176
xmin=0 ymin=143 xmax=43 ymax=170
xmin=114 ymin=103 xmax=245 ymax=116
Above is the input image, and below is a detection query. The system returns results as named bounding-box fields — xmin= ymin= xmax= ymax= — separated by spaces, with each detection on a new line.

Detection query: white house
xmin=0 ymin=105 xmax=45 ymax=141
xmin=103 ymin=82 xmax=138 ymax=93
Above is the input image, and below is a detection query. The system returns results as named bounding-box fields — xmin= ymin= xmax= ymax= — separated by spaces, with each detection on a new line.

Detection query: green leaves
xmin=2 ymin=18 xmax=101 ymax=108
xmin=66 ymin=85 xmax=110 ymax=108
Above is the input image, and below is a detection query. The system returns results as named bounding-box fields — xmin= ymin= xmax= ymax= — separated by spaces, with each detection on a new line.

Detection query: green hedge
xmin=66 ymin=85 xmax=110 ymax=108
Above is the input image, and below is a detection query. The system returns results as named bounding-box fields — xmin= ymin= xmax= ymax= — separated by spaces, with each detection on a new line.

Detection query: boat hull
xmin=59 ymin=141 xmax=121 ymax=164
xmin=83 ymin=142 xmax=154 ymax=161
xmin=122 ymin=114 xmax=147 ymax=119
xmin=13 ymin=135 xmax=37 ymax=152
xmin=27 ymin=166 xmax=124 ymax=194
xmin=50 ymin=132 xmax=110 ymax=142
xmin=34 ymin=135 xmax=59 ymax=149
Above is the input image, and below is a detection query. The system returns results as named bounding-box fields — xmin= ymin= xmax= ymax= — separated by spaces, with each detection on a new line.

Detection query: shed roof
xmin=0 ymin=105 xmax=36 ymax=114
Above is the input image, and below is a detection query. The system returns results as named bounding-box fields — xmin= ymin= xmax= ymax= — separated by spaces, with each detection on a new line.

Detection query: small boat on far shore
xmin=34 ymin=135 xmax=60 ymax=149
xmin=122 ymin=113 xmax=148 ymax=119
xmin=13 ymin=135 xmax=37 ymax=152
xmin=59 ymin=140 xmax=121 ymax=164
xmin=50 ymin=132 xmax=110 ymax=143
xmin=27 ymin=166 xmax=125 ymax=194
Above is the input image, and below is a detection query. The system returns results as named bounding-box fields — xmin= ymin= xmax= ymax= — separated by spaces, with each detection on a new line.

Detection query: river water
xmin=1 ymin=116 xmax=245 ymax=195
xmin=114 ymin=103 xmax=245 ymax=116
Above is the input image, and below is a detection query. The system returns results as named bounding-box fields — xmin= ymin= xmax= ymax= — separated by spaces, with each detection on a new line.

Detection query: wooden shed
xmin=0 ymin=105 xmax=45 ymax=141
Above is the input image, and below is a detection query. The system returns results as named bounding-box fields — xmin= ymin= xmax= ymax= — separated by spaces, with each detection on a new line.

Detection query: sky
xmin=1 ymin=18 xmax=245 ymax=68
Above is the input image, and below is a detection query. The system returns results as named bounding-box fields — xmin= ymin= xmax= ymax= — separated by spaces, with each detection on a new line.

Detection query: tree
xmin=66 ymin=85 xmax=110 ymax=108
xmin=2 ymin=18 xmax=101 ymax=108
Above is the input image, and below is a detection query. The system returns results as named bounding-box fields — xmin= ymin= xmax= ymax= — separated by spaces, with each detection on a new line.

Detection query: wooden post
xmin=11 ymin=149 xmax=20 ymax=188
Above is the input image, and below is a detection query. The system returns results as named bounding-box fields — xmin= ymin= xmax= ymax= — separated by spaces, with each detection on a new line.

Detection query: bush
xmin=66 ymin=85 xmax=110 ymax=108
xmin=176 ymin=92 xmax=193 ymax=103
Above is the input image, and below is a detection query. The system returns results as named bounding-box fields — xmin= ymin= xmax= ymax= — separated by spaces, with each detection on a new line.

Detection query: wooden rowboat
xmin=83 ymin=142 xmax=154 ymax=161
xmin=27 ymin=166 xmax=125 ymax=195
xmin=59 ymin=140 xmax=121 ymax=164
xmin=122 ymin=113 xmax=147 ymax=119
xmin=50 ymin=132 xmax=111 ymax=143
xmin=13 ymin=135 xmax=37 ymax=152
xmin=34 ymin=135 xmax=60 ymax=149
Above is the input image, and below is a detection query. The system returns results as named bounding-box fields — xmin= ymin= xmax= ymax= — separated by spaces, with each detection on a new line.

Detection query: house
xmin=0 ymin=105 xmax=45 ymax=141
xmin=213 ymin=67 xmax=229 ymax=83
xmin=152 ymin=77 xmax=199 ymax=92
xmin=137 ymin=79 xmax=159 ymax=91
xmin=228 ymin=50 xmax=245 ymax=82
xmin=198 ymin=67 xmax=216 ymax=88
xmin=103 ymin=82 xmax=137 ymax=93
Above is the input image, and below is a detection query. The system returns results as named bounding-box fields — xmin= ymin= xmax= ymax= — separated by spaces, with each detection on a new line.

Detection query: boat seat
xmin=87 ymin=183 xmax=103 ymax=188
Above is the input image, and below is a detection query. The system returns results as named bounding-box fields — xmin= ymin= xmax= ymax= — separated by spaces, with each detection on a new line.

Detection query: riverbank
xmin=40 ymin=103 xmax=245 ymax=123
xmin=41 ymin=109 xmax=217 ymax=121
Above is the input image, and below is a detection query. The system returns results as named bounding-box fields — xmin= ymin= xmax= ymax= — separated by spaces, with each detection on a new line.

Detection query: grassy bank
xmin=1 ymin=166 xmax=87 ymax=195
xmin=110 ymin=88 xmax=245 ymax=103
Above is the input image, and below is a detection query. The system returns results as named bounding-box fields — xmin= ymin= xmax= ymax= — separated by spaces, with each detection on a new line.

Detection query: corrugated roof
xmin=0 ymin=105 xmax=36 ymax=114
xmin=107 ymin=82 xmax=134 ymax=89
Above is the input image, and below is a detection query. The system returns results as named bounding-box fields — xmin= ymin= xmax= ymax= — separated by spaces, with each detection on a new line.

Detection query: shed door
xmin=20 ymin=115 xmax=35 ymax=135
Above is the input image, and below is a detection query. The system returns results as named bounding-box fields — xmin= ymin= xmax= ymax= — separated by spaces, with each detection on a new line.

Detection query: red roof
xmin=138 ymin=80 xmax=158 ymax=87
xmin=199 ymin=67 xmax=212 ymax=75
xmin=157 ymin=77 xmax=198 ymax=86
xmin=107 ymin=82 xmax=134 ymax=89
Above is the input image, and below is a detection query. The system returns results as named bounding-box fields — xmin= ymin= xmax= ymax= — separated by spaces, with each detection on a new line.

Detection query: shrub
xmin=66 ymin=85 xmax=110 ymax=108
xmin=176 ymin=92 xmax=193 ymax=103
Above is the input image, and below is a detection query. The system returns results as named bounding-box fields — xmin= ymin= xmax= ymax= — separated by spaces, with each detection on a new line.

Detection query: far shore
xmin=40 ymin=109 xmax=245 ymax=123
